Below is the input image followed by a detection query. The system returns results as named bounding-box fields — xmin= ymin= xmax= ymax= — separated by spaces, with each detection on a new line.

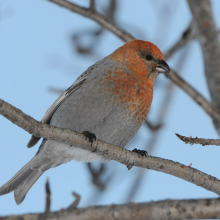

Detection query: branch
xmin=164 ymin=21 xmax=194 ymax=60
xmin=45 ymin=179 xmax=51 ymax=213
xmin=70 ymin=0 xmax=117 ymax=56
xmin=48 ymin=0 xmax=134 ymax=42
xmin=1 ymin=98 xmax=220 ymax=196
xmin=187 ymin=0 xmax=220 ymax=134
xmin=89 ymin=0 xmax=96 ymax=12
xmin=87 ymin=163 xmax=106 ymax=191
xmin=176 ymin=133 xmax=220 ymax=146
xmin=1 ymin=198 xmax=220 ymax=219
xmin=67 ymin=192 xmax=81 ymax=210
xmin=165 ymin=70 xmax=219 ymax=120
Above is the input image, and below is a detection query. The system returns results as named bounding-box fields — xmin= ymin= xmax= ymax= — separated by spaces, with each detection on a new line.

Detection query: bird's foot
xmin=132 ymin=148 xmax=148 ymax=157
xmin=127 ymin=149 xmax=148 ymax=170
xmin=82 ymin=131 xmax=96 ymax=146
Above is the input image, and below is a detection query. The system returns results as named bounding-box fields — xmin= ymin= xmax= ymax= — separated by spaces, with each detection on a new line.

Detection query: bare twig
xmin=105 ymin=0 xmax=116 ymax=23
xmin=89 ymin=0 xmax=96 ymax=12
xmin=48 ymin=0 xmax=134 ymax=42
xmin=175 ymin=133 xmax=220 ymax=146
xmin=87 ymin=163 xmax=106 ymax=191
xmin=145 ymin=120 xmax=163 ymax=132
xmin=48 ymin=87 xmax=65 ymax=95
xmin=2 ymin=198 xmax=220 ymax=219
xmin=165 ymin=70 xmax=219 ymax=120
xmin=71 ymin=0 xmax=117 ymax=55
xmin=1 ymin=98 xmax=220 ymax=196
xmin=67 ymin=192 xmax=81 ymax=210
xmin=164 ymin=21 xmax=194 ymax=60
xmin=45 ymin=179 xmax=51 ymax=213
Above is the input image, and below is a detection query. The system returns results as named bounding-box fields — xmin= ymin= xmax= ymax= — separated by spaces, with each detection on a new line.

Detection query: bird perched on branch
xmin=0 ymin=39 xmax=169 ymax=204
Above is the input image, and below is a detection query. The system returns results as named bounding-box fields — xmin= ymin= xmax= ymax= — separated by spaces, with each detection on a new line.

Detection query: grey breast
xmin=50 ymin=57 xmax=141 ymax=148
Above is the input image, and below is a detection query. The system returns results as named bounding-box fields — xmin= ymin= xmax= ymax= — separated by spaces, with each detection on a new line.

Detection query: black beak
xmin=156 ymin=60 xmax=170 ymax=73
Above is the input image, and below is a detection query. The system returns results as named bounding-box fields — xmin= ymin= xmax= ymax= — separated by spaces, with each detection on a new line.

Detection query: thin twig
xmin=2 ymin=198 xmax=220 ymax=219
xmin=165 ymin=70 xmax=219 ymax=120
xmin=164 ymin=21 xmax=194 ymax=60
xmin=1 ymin=98 xmax=220 ymax=196
xmin=87 ymin=163 xmax=106 ymax=191
xmin=67 ymin=192 xmax=81 ymax=210
xmin=175 ymin=133 xmax=220 ymax=146
xmin=45 ymin=179 xmax=51 ymax=213
xmin=71 ymin=0 xmax=117 ymax=56
xmin=48 ymin=0 xmax=134 ymax=42
xmin=106 ymin=0 xmax=116 ymax=23
xmin=145 ymin=120 xmax=163 ymax=132
xmin=89 ymin=0 xmax=96 ymax=12
xmin=48 ymin=86 xmax=65 ymax=95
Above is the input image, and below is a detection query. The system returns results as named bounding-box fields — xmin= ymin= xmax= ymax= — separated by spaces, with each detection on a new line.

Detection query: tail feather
xmin=0 ymin=157 xmax=44 ymax=204
xmin=14 ymin=170 xmax=43 ymax=205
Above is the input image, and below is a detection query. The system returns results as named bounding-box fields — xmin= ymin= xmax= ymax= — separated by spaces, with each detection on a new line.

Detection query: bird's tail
xmin=0 ymin=157 xmax=44 ymax=205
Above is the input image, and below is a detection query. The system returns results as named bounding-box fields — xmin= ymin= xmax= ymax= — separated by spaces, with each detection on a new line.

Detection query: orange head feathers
xmin=110 ymin=39 xmax=169 ymax=79
xmin=102 ymin=39 xmax=170 ymax=123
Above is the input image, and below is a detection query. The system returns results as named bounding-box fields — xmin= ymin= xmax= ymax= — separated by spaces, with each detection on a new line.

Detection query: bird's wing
xmin=26 ymin=61 xmax=101 ymax=148
xmin=41 ymin=61 xmax=100 ymax=125
xmin=27 ymin=75 xmax=89 ymax=148
xmin=27 ymin=78 xmax=86 ymax=148
xmin=40 ymin=78 xmax=86 ymax=124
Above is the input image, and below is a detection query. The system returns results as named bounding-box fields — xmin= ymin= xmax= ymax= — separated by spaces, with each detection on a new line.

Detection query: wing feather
xmin=27 ymin=61 xmax=99 ymax=148
xmin=27 ymin=78 xmax=86 ymax=148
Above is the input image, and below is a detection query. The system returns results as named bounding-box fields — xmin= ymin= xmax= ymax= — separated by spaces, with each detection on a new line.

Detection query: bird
xmin=0 ymin=39 xmax=169 ymax=204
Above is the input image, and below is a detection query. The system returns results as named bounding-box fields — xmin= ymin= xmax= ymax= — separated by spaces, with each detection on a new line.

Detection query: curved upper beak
xmin=156 ymin=60 xmax=170 ymax=73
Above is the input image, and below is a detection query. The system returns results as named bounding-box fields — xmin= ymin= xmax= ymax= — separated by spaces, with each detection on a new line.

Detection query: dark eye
xmin=146 ymin=55 xmax=153 ymax=60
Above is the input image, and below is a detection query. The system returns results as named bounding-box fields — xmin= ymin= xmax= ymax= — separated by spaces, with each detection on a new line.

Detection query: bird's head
xmin=111 ymin=39 xmax=169 ymax=79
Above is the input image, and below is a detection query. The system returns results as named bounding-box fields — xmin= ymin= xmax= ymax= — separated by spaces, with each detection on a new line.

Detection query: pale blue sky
xmin=1 ymin=0 xmax=220 ymax=215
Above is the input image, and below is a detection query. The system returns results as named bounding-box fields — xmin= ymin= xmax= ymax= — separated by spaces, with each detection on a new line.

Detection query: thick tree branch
xmin=1 ymin=98 xmax=220 ymax=195
xmin=1 ymin=198 xmax=220 ymax=220
xmin=176 ymin=133 xmax=220 ymax=146
xmin=48 ymin=0 xmax=134 ymax=42
xmin=187 ymin=0 xmax=220 ymax=134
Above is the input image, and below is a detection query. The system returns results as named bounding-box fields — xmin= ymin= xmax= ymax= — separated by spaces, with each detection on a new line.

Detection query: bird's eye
xmin=146 ymin=55 xmax=153 ymax=61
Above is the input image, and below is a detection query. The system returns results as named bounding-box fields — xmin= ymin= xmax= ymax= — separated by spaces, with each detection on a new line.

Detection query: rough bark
xmin=1 ymin=98 xmax=220 ymax=196
xmin=1 ymin=198 xmax=220 ymax=220
xmin=188 ymin=0 xmax=220 ymax=134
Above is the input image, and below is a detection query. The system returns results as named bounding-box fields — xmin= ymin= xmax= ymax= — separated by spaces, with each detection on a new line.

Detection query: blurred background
xmin=0 ymin=0 xmax=220 ymax=215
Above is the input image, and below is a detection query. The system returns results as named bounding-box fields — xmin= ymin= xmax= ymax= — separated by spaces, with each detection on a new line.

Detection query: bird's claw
xmin=82 ymin=131 xmax=96 ymax=146
xmin=132 ymin=148 xmax=148 ymax=157
xmin=127 ymin=149 xmax=148 ymax=170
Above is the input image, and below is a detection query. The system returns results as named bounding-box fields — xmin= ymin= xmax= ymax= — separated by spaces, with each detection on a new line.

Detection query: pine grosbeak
xmin=0 ymin=39 xmax=169 ymax=204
